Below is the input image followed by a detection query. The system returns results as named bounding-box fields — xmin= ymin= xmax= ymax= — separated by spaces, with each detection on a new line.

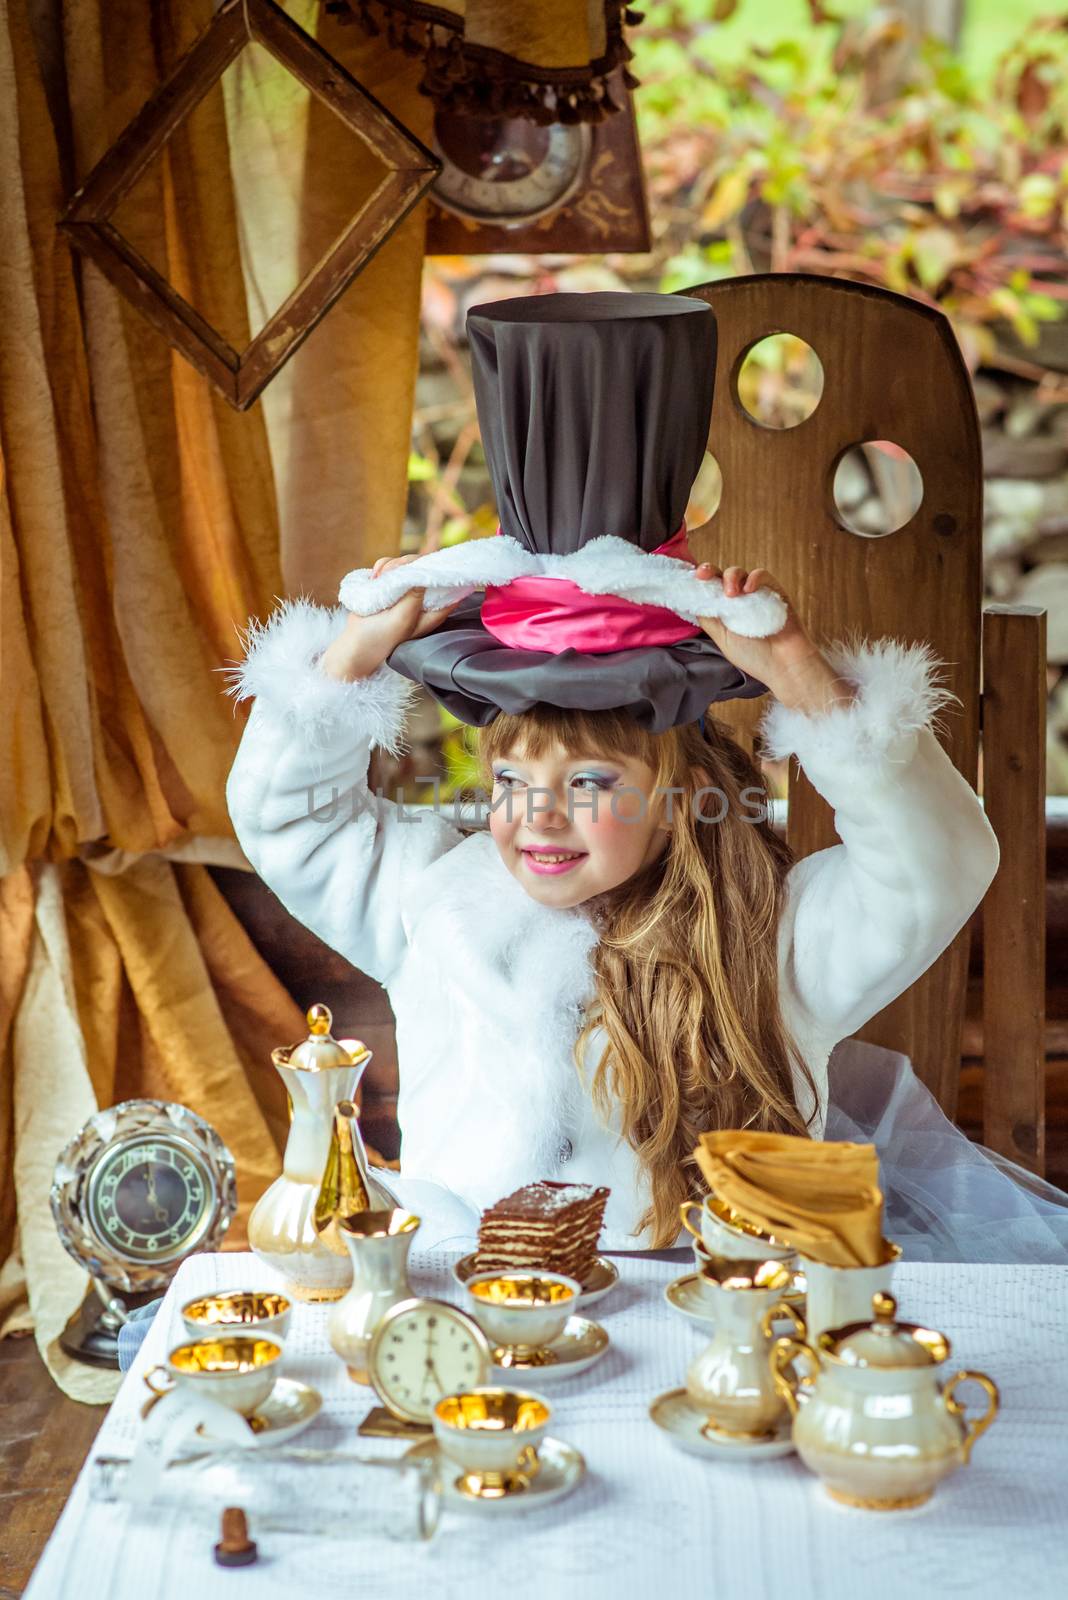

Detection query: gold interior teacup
xmin=144 ymin=1334 xmax=282 ymax=1417
xmin=180 ymin=1290 xmax=292 ymax=1346
xmin=680 ymin=1194 xmax=796 ymax=1263
xmin=433 ymin=1388 xmax=552 ymax=1498
xmin=463 ymin=1272 xmax=580 ymax=1365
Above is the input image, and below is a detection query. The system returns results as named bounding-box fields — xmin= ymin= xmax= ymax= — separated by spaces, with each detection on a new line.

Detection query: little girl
xmin=225 ymin=291 xmax=1004 ymax=1253
xmin=227 ymin=551 xmax=998 ymax=1250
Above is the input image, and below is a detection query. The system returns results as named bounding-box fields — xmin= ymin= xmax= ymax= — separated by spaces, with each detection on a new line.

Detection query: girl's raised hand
xmin=368 ymin=554 xmax=462 ymax=641
xmin=320 ymin=552 xmax=463 ymax=682
xmin=694 ymin=563 xmax=826 ymax=698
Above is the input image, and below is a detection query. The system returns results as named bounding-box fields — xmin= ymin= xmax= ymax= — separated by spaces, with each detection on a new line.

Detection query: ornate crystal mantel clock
xmin=51 ymin=1100 xmax=237 ymax=1368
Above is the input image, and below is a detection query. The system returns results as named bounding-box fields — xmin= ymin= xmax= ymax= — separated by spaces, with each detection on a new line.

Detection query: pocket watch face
xmin=369 ymin=1299 xmax=492 ymax=1424
xmin=431 ymin=111 xmax=590 ymax=225
xmin=87 ymin=1138 xmax=213 ymax=1263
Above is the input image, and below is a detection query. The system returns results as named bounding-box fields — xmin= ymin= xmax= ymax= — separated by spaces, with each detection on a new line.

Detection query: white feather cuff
xmin=338 ymin=535 xmax=789 ymax=641
xmin=223 ymin=597 xmax=419 ymax=756
xmin=758 ymin=635 xmax=961 ymax=772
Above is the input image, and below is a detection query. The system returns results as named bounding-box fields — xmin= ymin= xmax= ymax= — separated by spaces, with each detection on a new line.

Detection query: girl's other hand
xmin=320 ymin=552 xmax=462 ymax=681
xmin=368 ymin=554 xmax=461 ymax=641
xmin=694 ymin=563 xmax=844 ymax=712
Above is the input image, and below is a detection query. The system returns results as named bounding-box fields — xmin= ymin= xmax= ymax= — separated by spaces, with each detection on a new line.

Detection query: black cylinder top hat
xmin=466 ymin=291 xmax=717 ymax=555
xmin=341 ymin=290 xmax=782 ymax=731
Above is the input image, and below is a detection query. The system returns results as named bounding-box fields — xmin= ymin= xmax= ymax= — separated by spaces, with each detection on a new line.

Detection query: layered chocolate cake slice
xmin=473 ymin=1181 xmax=610 ymax=1283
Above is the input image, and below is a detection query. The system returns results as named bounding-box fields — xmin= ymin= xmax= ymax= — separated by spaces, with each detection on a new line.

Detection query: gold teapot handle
xmin=143 ymin=1364 xmax=174 ymax=1397
xmin=678 ymin=1200 xmax=704 ymax=1243
xmin=943 ymin=1369 xmax=1000 ymax=1464
xmin=761 ymin=1299 xmax=807 ymax=1342
xmin=769 ymin=1335 xmax=819 ymax=1417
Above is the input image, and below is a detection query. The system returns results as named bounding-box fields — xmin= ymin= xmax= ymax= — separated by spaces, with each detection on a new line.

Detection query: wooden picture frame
xmin=58 ymin=0 xmax=441 ymax=410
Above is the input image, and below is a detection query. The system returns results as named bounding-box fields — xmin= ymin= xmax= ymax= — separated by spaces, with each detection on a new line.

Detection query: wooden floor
xmin=0 ymin=1334 xmax=103 ymax=1597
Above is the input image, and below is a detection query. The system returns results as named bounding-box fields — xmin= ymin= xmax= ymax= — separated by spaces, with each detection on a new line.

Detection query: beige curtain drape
xmin=0 ymin=0 xmax=431 ymax=1399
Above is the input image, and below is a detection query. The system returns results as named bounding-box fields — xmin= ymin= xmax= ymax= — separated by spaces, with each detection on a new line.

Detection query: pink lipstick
xmin=519 ymin=848 xmax=587 ymax=876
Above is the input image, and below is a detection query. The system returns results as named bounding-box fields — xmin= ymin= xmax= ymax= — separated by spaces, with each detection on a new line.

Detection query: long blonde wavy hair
xmin=476 ymin=704 xmax=818 ymax=1247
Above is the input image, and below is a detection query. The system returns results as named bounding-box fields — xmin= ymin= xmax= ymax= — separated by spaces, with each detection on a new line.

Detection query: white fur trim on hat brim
xmin=221 ymin=597 xmax=420 ymax=756
xmin=758 ymin=634 xmax=960 ymax=770
xmin=338 ymin=535 xmax=789 ymax=641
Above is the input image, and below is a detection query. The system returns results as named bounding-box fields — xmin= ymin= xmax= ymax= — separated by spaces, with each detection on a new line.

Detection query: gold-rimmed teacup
xmin=679 ymin=1195 xmax=796 ymax=1263
xmin=180 ymin=1290 xmax=292 ymax=1346
xmin=692 ymin=1236 xmax=806 ymax=1311
xmin=144 ymin=1335 xmax=282 ymax=1417
xmin=433 ymin=1388 xmax=552 ymax=1499
xmin=463 ymin=1272 xmax=580 ymax=1366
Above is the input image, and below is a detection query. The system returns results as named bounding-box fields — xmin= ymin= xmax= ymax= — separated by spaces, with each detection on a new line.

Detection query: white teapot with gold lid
xmin=248 ymin=1004 xmax=397 ymax=1301
xmin=769 ymin=1290 xmax=999 ymax=1510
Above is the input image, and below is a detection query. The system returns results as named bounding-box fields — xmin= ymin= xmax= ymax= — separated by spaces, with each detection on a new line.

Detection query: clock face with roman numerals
xmin=86 ymin=1137 xmax=212 ymax=1263
xmin=369 ymin=1298 xmax=492 ymax=1425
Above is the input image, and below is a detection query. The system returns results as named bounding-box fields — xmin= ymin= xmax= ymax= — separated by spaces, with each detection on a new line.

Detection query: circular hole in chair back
xmin=833 ymin=440 xmax=924 ymax=538
xmin=735 ymin=334 xmax=824 ymax=430
xmin=686 ymin=451 xmax=723 ymax=530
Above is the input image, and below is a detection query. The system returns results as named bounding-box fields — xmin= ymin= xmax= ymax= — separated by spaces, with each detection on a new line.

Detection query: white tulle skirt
xmin=825 ymin=1037 xmax=1068 ymax=1264
xmin=380 ymin=1039 xmax=1068 ymax=1261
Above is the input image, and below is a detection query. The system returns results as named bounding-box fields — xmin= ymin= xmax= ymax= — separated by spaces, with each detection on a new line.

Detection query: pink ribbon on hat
xmin=480 ymin=522 xmax=703 ymax=655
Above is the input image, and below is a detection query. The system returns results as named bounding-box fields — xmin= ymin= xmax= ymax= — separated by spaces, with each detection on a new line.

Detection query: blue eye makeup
xmin=491 ymin=766 xmax=618 ymax=790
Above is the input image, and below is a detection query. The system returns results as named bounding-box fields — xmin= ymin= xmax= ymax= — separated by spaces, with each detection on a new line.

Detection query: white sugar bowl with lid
xmin=769 ymin=1291 xmax=999 ymax=1511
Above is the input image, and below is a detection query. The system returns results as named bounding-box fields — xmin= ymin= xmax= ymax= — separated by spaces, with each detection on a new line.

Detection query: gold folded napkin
xmin=693 ymin=1130 xmax=889 ymax=1269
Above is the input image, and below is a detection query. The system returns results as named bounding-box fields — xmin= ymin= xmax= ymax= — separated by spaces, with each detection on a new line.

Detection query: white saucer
xmin=649 ymin=1389 xmax=795 ymax=1461
xmin=664 ymin=1273 xmax=718 ymax=1325
xmin=451 ymin=1253 xmax=619 ymax=1310
xmin=406 ymin=1436 xmax=585 ymax=1514
xmin=490 ymin=1315 xmax=609 ymax=1381
xmin=199 ymin=1379 xmax=322 ymax=1447
xmin=665 ymin=1273 xmax=805 ymax=1332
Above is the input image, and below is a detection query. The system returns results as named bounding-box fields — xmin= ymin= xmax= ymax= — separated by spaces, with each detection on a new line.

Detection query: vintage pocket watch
xmin=368 ymin=1297 xmax=492 ymax=1426
xmin=51 ymin=1099 xmax=237 ymax=1367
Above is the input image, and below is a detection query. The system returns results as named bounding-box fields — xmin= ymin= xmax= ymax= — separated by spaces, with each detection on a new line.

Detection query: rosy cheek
xmin=581 ymin=793 xmax=650 ymax=846
xmin=488 ymin=810 xmax=510 ymax=847
xmin=610 ymin=790 xmax=649 ymax=823
xmin=582 ymin=790 xmax=648 ymax=829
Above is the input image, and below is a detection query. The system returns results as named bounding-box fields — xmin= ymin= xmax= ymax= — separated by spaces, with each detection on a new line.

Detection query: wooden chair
xmin=683 ymin=273 xmax=1048 ymax=1174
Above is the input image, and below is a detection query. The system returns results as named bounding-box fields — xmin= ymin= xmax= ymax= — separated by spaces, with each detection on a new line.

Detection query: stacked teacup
xmin=143 ymin=1291 xmax=293 ymax=1418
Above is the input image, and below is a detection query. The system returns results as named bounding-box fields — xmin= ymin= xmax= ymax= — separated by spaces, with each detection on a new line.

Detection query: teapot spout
xmin=314 ymin=1101 xmax=396 ymax=1255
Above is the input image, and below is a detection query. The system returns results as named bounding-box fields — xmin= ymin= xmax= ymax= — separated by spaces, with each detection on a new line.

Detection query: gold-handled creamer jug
xmin=686 ymin=1255 xmax=801 ymax=1440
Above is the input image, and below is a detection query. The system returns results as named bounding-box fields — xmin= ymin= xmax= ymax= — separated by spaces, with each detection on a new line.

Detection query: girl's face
xmin=487 ymin=743 xmax=672 ymax=908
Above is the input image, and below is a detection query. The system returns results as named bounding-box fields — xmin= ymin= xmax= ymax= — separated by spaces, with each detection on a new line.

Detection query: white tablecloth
xmin=23 ymin=1253 xmax=1068 ymax=1600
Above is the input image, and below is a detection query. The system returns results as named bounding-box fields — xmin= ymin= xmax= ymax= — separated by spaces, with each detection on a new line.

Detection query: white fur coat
xmin=226 ymin=602 xmax=1000 ymax=1248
